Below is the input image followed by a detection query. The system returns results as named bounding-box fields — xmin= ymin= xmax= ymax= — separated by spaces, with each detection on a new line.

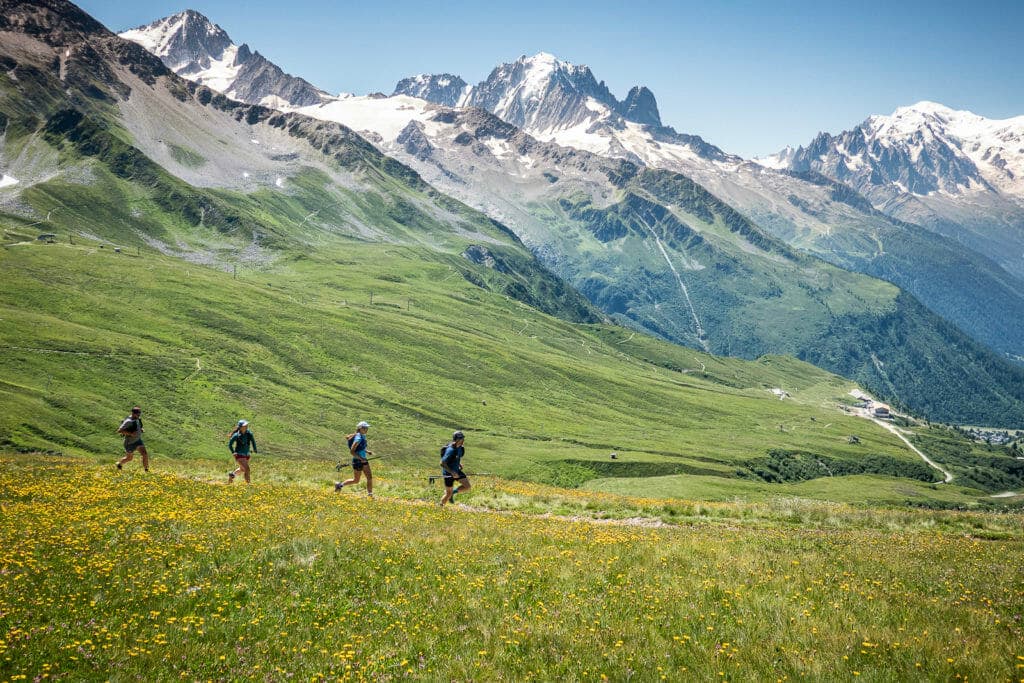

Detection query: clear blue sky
xmin=78 ymin=0 xmax=1023 ymax=158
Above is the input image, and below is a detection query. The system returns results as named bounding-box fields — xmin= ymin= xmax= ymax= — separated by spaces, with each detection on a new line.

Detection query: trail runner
xmin=439 ymin=430 xmax=469 ymax=506
xmin=336 ymin=421 xmax=374 ymax=498
xmin=115 ymin=406 xmax=148 ymax=472
xmin=227 ymin=420 xmax=258 ymax=484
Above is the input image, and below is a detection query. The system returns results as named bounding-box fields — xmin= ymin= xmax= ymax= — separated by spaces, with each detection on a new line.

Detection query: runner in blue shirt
xmin=439 ymin=430 xmax=469 ymax=506
xmin=335 ymin=421 xmax=374 ymax=498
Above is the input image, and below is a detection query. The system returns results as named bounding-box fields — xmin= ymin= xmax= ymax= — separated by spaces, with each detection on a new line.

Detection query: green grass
xmin=166 ymin=142 xmax=206 ymax=168
xmin=0 ymin=26 xmax=1019 ymax=505
xmin=1 ymin=455 xmax=1022 ymax=681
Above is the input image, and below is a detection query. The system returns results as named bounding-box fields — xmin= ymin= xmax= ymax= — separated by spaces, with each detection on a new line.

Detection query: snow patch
xmin=756 ymin=146 xmax=793 ymax=169
xmin=293 ymin=94 xmax=432 ymax=142
xmin=481 ymin=137 xmax=511 ymax=159
xmin=0 ymin=174 xmax=19 ymax=189
xmin=584 ymin=96 xmax=609 ymax=115
xmin=259 ymin=94 xmax=292 ymax=110
xmin=275 ymin=177 xmax=284 ymax=188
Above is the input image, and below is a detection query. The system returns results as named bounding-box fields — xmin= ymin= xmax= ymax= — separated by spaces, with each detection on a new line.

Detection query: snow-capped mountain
xmin=762 ymin=102 xmax=1024 ymax=278
xmin=120 ymin=10 xmax=331 ymax=108
xmin=460 ymin=52 xmax=650 ymax=130
xmin=774 ymin=102 xmax=1024 ymax=199
xmin=398 ymin=52 xmax=729 ymax=165
xmin=392 ymin=73 xmax=467 ymax=107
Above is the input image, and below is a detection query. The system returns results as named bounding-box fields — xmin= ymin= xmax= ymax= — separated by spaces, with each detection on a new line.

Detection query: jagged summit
xmin=393 ymin=51 xmax=664 ymax=132
xmin=391 ymin=73 xmax=467 ymax=108
xmin=119 ymin=10 xmax=330 ymax=108
xmin=120 ymin=10 xmax=232 ymax=68
xmin=775 ymin=101 xmax=1024 ymax=198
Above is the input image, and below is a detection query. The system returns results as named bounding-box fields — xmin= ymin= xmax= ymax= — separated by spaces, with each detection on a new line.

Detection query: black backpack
xmin=121 ymin=418 xmax=139 ymax=433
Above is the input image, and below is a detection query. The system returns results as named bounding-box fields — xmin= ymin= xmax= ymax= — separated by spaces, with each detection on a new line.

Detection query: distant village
xmin=849 ymin=391 xmax=1020 ymax=448
xmin=959 ymin=428 xmax=1018 ymax=446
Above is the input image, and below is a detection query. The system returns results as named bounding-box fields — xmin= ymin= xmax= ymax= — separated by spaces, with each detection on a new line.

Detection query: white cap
xmin=238 ymin=420 xmax=248 ymax=427
xmin=357 ymin=420 xmax=370 ymax=428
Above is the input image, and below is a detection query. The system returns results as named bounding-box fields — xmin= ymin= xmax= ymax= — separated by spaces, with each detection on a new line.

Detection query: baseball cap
xmin=452 ymin=430 xmax=465 ymax=441
xmin=357 ymin=421 xmax=370 ymax=428
xmin=238 ymin=420 xmax=248 ymax=427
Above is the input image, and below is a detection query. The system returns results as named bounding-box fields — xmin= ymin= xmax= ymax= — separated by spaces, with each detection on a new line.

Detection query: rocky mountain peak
xmin=617 ymin=86 xmax=661 ymax=127
xmin=394 ymin=51 xmax=665 ymax=135
xmin=0 ymin=0 xmax=111 ymax=45
xmin=120 ymin=10 xmax=233 ymax=71
xmin=120 ymin=11 xmax=330 ymax=108
xmin=392 ymin=73 xmax=467 ymax=107
xmin=776 ymin=101 xmax=1024 ymax=200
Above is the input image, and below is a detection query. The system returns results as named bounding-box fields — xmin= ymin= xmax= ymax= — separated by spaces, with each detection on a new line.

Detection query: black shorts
xmin=442 ymin=467 xmax=467 ymax=487
xmin=352 ymin=458 xmax=368 ymax=471
xmin=124 ymin=438 xmax=144 ymax=452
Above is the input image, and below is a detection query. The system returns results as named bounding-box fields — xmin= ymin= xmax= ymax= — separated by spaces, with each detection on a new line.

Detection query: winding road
xmin=866 ymin=415 xmax=954 ymax=483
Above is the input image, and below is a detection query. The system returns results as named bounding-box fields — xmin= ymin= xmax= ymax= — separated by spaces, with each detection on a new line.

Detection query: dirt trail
xmin=868 ymin=416 xmax=954 ymax=483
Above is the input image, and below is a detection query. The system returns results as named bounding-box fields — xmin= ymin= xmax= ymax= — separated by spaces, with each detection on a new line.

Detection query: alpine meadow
xmin=1 ymin=1 xmax=1023 ymax=681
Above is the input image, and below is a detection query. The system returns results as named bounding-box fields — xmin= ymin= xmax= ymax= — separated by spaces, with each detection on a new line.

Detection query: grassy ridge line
xmin=0 ymin=456 xmax=1021 ymax=681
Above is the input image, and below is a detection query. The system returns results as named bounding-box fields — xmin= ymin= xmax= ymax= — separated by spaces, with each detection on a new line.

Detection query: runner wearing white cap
xmin=336 ymin=420 xmax=374 ymax=497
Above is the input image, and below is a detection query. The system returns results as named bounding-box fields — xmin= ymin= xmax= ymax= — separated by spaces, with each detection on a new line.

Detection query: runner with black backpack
xmin=116 ymin=405 xmax=149 ymax=471
xmin=439 ymin=430 xmax=469 ymax=507
xmin=115 ymin=406 xmax=149 ymax=472
xmin=335 ymin=421 xmax=374 ymax=498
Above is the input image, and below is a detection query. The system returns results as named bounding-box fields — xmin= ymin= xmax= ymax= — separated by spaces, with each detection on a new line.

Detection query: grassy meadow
xmin=1 ymin=455 xmax=1022 ymax=682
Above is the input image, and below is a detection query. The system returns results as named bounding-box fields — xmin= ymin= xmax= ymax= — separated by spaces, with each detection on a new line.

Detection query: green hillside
xmin=4 ymin=228 xmax=1023 ymax=506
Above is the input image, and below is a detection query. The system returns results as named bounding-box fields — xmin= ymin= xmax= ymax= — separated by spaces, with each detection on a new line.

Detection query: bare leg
xmin=138 ymin=446 xmax=149 ymax=472
xmin=240 ymin=458 xmax=250 ymax=484
xmin=229 ymin=456 xmax=243 ymax=483
xmin=440 ymin=484 xmax=454 ymax=506
xmin=341 ymin=469 xmax=363 ymax=487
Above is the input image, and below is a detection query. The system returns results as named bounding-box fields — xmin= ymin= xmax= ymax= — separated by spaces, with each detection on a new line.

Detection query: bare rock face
xmin=616 ymin=86 xmax=660 ymax=127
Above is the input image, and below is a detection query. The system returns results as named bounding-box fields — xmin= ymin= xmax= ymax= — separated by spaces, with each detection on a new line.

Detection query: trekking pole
xmin=427 ymin=472 xmax=492 ymax=484
xmin=336 ymin=454 xmax=387 ymax=471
